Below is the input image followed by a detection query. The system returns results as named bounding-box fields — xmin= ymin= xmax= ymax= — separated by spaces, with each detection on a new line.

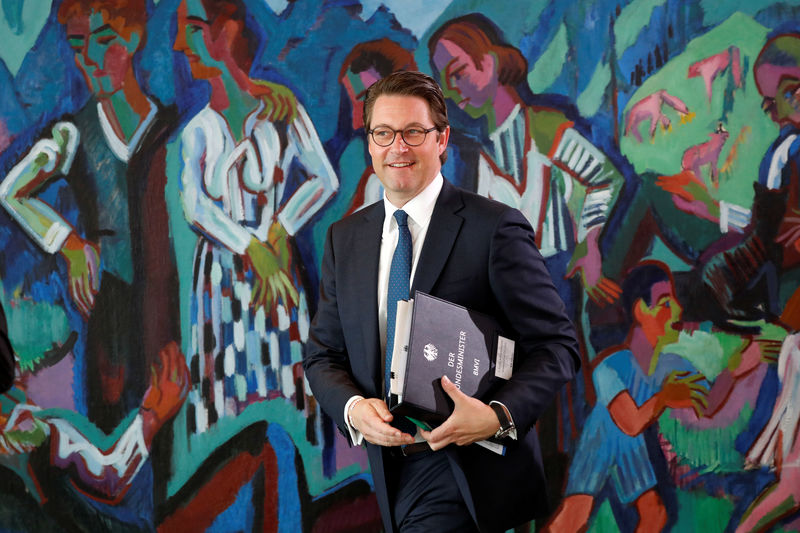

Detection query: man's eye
xmin=373 ymin=129 xmax=392 ymax=138
xmin=405 ymin=128 xmax=424 ymax=136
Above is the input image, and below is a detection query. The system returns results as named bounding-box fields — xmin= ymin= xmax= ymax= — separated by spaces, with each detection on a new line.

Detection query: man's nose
xmin=390 ymin=134 xmax=410 ymax=151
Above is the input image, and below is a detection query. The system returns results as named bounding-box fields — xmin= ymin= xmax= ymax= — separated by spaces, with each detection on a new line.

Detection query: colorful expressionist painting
xmin=1 ymin=0 xmax=800 ymax=531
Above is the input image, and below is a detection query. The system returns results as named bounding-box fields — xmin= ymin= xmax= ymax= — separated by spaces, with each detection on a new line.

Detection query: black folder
xmin=389 ymin=291 xmax=515 ymax=427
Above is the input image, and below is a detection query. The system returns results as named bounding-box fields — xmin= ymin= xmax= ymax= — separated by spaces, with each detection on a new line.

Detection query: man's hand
xmin=349 ymin=397 xmax=415 ymax=447
xmin=420 ymin=376 xmax=499 ymax=450
xmin=60 ymin=232 xmax=100 ymax=319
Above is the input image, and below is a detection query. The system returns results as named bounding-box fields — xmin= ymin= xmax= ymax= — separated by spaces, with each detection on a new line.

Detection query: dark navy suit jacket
xmin=0 ymin=303 xmax=14 ymax=393
xmin=304 ymin=178 xmax=580 ymax=532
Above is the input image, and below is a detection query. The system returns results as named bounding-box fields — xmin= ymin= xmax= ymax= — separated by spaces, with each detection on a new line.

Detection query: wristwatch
xmin=490 ymin=402 xmax=514 ymax=439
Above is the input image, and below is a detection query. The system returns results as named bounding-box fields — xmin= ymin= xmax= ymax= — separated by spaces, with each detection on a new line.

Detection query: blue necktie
xmin=385 ymin=209 xmax=411 ymax=401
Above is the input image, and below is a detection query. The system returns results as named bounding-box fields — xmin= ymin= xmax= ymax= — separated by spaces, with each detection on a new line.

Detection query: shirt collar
xmin=382 ymin=173 xmax=443 ymax=231
xmin=97 ymin=98 xmax=158 ymax=162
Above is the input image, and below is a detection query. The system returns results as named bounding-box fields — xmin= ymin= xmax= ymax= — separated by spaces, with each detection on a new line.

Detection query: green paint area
xmin=4 ymin=296 xmax=70 ymax=371
xmin=577 ymin=61 xmax=611 ymax=118
xmin=615 ymin=0 xmax=668 ymax=56
xmin=587 ymin=499 xmax=623 ymax=532
xmin=620 ymin=13 xmax=771 ymax=209
xmin=0 ymin=0 xmax=52 ymax=76
xmin=671 ymin=489 xmax=735 ymax=533
xmin=528 ymin=23 xmax=569 ymax=94
xmin=700 ymin=0 xmax=800 ymax=26
xmin=659 ymin=402 xmax=754 ymax=472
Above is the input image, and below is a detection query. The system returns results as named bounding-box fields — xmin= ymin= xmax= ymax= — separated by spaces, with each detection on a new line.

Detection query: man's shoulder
xmin=444 ymin=180 xmax=516 ymax=216
xmin=330 ymin=201 xmax=383 ymax=233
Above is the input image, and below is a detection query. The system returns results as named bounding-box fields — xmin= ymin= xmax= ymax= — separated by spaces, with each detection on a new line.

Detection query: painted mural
xmin=0 ymin=0 xmax=799 ymax=531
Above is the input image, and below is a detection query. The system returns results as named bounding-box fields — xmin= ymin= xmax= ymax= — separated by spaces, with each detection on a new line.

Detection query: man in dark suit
xmin=303 ymin=71 xmax=580 ymax=532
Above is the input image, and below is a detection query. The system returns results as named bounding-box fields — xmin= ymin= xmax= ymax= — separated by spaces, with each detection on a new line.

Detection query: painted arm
xmin=177 ymin=116 xmax=254 ymax=255
xmin=277 ymin=104 xmax=339 ymax=236
xmin=552 ymin=128 xmax=623 ymax=304
xmin=608 ymin=370 xmax=708 ymax=436
xmin=0 ymin=122 xmax=100 ymax=317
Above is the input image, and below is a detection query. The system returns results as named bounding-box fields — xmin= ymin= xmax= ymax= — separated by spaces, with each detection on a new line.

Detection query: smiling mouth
xmin=387 ymin=162 xmax=414 ymax=168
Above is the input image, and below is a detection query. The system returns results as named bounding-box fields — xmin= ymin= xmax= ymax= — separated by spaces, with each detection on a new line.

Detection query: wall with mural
xmin=0 ymin=0 xmax=799 ymax=531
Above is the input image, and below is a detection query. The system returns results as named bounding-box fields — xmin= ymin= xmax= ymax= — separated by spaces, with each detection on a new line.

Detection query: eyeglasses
xmin=367 ymin=126 xmax=438 ymax=147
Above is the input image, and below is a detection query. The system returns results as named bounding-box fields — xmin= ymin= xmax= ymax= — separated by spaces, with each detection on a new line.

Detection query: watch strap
xmin=490 ymin=402 xmax=513 ymax=438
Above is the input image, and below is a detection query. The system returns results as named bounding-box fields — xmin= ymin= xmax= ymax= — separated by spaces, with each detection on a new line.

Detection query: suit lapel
xmin=352 ymin=202 xmax=384 ymax=393
xmin=412 ymin=180 xmax=464 ymax=295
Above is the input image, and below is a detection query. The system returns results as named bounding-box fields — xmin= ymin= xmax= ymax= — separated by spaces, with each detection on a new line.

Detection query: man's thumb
xmin=441 ymin=375 xmax=463 ymax=400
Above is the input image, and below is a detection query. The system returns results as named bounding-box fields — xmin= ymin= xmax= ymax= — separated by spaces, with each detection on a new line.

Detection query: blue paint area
xmin=268 ymin=423 xmax=302 ymax=533
xmin=208 ymin=475 xmax=255 ymax=533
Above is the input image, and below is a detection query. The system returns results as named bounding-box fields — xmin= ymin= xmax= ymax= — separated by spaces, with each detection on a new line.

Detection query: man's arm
xmin=423 ymin=208 xmax=580 ymax=448
xmin=303 ymin=225 xmax=413 ymax=447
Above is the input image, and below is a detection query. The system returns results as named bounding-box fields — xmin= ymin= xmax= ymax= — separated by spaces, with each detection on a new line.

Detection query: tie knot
xmin=393 ymin=209 xmax=409 ymax=227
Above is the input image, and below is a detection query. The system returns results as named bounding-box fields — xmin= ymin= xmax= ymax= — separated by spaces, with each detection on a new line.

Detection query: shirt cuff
xmin=344 ymin=395 xmax=365 ymax=446
xmin=489 ymin=400 xmax=517 ymax=440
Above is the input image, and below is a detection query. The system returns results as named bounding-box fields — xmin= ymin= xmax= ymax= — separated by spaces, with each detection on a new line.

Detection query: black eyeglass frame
xmin=366 ymin=126 xmax=439 ymax=147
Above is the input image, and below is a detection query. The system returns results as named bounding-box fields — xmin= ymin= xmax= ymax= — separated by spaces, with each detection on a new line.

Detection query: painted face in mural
xmin=342 ymin=67 xmax=382 ymax=130
xmin=636 ymin=280 xmax=683 ymax=347
xmin=65 ymin=10 xmax=141 ymax=98
xmin=431 ymin=38 xmax=497 ymax=118
xmin=755 ymin=36 xmax=800 ymax=128
xmin=367 ymin=94 xmax=449 ymax=207
xmin=174 ymin=0 xmax=227 ymax=80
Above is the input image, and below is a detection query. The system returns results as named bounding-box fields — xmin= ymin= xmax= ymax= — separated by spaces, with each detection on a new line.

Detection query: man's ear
xmin=437 ymin=125 xmax=450 ymax=155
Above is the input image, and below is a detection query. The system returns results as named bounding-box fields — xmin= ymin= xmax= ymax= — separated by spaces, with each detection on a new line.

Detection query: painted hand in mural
xmin=656 ymin=170 xmax=721 ymax=223
xmin=566 ymin=227 xmax=621 ymax=305
xmin=59 ymin=232 xmax=100 ymax=318
xmin=247 ymin=223 xmax=298 ymax=315
xmin=660 ymin=370 xmax=709 ymax=417
xmin=419 ymin=375 xmax=499 ymax=450
xmin=259 ymin=80 xmax=299 ymax=123
xmin=141 ymin=341 xmax=189 ymax=446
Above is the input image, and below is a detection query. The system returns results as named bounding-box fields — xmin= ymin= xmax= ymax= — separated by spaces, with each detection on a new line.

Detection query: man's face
xmin=173 ymin=0 xmax=225 ymax=80
xmin=66 ymin=11 xmax=141 ymax=98
xmin=367 ymin=94 xmax=449 ymax=207
xmin=342 ymin=67 xmax=381 ymax=130
xmin=432 ymin=38 xmax=497 ymax=118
